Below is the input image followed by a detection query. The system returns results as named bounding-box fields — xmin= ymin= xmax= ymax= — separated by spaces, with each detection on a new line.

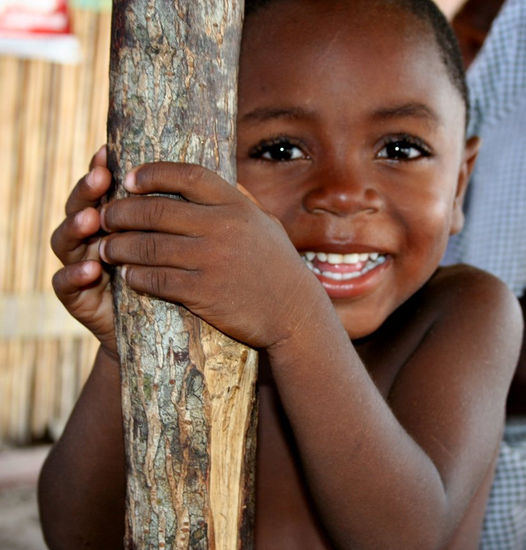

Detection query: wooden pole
xmin=107 ymin=1 xmax=258 ymax=548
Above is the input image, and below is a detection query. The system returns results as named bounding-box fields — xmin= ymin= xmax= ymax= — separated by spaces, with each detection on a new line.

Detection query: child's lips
xmin=301 ymin=251 xmax=389 ymax=297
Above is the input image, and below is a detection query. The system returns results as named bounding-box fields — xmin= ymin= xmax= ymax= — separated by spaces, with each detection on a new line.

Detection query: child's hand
xmin=99 ymin=163 xmax=322 ymax=349
xmin=51 ymin=146 xmax=118 ymax=360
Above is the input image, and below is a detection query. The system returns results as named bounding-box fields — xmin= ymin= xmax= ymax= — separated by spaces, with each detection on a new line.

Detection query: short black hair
xmin=244 ymin=0 xmax=469 ymax=124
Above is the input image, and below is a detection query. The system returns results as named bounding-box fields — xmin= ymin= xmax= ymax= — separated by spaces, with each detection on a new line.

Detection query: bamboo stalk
xmin=31 ymin=339 xmax=57 ymax=439
xmin=89 ymin=11 xmax=111 ymax=152
xmin=0 ymin=57 xmax=20 ymax=291
xmin=35 ymin=63 xmax=57 ymax=291
xmin=0 ymin=342 xmax=9 ymax=441
xmin=3 ymin=59 xmax=25 ymax=292
xmin=6 ymin=339 xmax=34 ymax=442
xmin=16 ymin=60 xmax=45 ymax=293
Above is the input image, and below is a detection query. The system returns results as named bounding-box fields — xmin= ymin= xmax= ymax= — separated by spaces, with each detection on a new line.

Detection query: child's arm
xmin=263 ymin=266 xmax=520 ymax=549
xmin=38 ymin=346 xmax=126 ymax=550
xmin=97 ymin=162 xmax=522 ymax=549
xmin=39 ymin=147 xmax=126 ymax=549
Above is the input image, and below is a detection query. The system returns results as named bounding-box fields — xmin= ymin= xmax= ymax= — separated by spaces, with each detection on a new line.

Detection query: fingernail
xmin=124 ymin=171 xmax=136 ymax=191
xmin=120 ymin=265 xmax=128 ymax=281
xmin=75 ymin=209 xmax=87 ymax=226
xmin=81 ymin=261 xmax=94 ymax=276
xmin=99 ymin=239 xmax=108 ymax=262
xmin=99 ymin=204 xmax=108 ymax=231
xmin=86 ymin=170 xmax=94 ymax=188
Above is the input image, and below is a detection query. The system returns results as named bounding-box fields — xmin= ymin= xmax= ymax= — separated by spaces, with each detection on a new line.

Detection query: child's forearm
xmin=265 ymin=292 xmax=502 ymax=550
xmin=38 ymin=346 xmax=126 ymax=550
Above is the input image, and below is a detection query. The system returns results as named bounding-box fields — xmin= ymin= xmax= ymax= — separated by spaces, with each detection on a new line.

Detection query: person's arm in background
xmin=435 ymin=0 xmax=468 ymax=19
xmin=507 ymin=294 xmax=526 ymax=415
xmin=453 ymin=0 xmax=526 ymax=415
xmin=450 ymin=0 xmax=506 ymax=67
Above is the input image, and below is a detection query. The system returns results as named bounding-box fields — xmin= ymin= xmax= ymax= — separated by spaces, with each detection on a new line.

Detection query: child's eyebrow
xmin=238 ymin=103 xmax=441 ymax=127
xmin=239 ymin=106 xmax=313 ymax=124
xmin=370 ymin=102 xmax=440 ymax=126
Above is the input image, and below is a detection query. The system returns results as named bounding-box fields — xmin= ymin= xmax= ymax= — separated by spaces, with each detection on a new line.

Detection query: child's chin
xmin=338 ymin=313 xmax=386 ymax=341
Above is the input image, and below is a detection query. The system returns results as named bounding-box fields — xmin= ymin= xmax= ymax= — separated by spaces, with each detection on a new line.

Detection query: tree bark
xmin=107 ymin=1 xmax=257 ymax=548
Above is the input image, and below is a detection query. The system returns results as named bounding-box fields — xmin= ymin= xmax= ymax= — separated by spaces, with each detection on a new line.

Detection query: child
xmin=38 ymin=0 xmax=523 ymax=548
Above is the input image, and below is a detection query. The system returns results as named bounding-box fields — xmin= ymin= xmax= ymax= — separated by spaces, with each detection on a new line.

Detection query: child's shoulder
xmin=369 ymin=264 xmax=522 ymax=478
xmin=406 ymin=263 xmax=522 ymax=380
xmin=387 ymin=263 xmax=522 ymax=346
xmin=425 ymin=263 xmax=521 ymax=319
xmin=415 ymin=263 xmax=523 ymax=353
xmin=362 ymin=264 xmax=522 ymax=398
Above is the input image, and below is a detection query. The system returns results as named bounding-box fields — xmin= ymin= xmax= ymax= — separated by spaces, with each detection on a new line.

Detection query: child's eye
xmin=376 ymin=136 xmax=431 ymax=161
xmin=249 ymin=137 xmax=308 ymax=162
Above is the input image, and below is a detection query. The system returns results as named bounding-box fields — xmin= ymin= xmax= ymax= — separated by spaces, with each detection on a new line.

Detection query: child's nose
xmin=302 ymin=167 xmax=383 ymax=217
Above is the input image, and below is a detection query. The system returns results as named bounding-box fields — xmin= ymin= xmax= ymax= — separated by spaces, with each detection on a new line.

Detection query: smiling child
xmin=39 ymin=1 xmax=523 ymax=548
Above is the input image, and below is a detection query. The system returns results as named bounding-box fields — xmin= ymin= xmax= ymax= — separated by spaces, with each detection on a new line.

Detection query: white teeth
xmin=302 ymin=251 xmax=384 ymax=265
xmin=327 ymin=253 xmax=343 ymax=264
xmin=344 ymin=253 xmax=359 ymax=263
xmin=301 ymin=251 xmax=386 ymax=280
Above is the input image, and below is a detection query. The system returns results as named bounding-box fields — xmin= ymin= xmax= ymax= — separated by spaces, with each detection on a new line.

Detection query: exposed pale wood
xmin=108 ymin=0 xmax=257 ymax=547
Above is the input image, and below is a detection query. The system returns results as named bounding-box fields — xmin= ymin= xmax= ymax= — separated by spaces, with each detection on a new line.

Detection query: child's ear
xmin=450 ymin=135 xmax=481 ymax=235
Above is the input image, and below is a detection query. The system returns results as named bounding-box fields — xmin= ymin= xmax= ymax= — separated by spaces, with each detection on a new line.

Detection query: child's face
xmin=236 ymin=0 xmax=473 ymax=338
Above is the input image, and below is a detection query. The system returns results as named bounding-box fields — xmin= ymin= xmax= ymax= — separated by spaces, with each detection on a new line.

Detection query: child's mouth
xmin=301 ymin=251 xmax=387 ymax=281
xmin=300 ymin=251 xmax=389 ymax=299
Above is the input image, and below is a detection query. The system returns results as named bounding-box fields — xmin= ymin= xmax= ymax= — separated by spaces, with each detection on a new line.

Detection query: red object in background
xmin=0 ymin=0 xmax=80 ymax=63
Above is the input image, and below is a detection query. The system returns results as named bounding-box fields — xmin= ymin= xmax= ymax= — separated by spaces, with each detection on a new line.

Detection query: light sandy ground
xmin=0 ymin=446 xmax=49 ymax=550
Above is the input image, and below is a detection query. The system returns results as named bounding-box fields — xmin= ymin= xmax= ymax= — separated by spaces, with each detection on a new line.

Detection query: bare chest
xmin=254 ymin=385 xmax=332 ymax=550
xmin=252 ymin=344 xmax=405 ymax=549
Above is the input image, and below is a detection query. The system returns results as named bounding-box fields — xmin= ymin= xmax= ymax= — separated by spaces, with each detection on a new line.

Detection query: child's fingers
xmin=88 ymin=145 xmax=107 ymax=171
xmin=100 ymin=195 xmax=208 ymax=235
xmin=51 ymin=207 xmax=101 ymax=264
xmin=65 ymin=165 xmax=112 ymax=216
xmin=99 ymin=232 xmax=199 ymax=269
xmin=124 ymin=162 xmax=235 ymax=204
xmin=52 ymin=261 xmax=104 ymax=304
xmin=121 ymin=265 xmax=199 ymax=305
xmin=236 ymin=182 xmax=283 ymax=226
xmin=236 ymin=182 xmax=261 ymax=205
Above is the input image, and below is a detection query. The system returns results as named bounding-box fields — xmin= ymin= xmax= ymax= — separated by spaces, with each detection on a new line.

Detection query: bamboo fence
xmin=0 ymin=6 xmax=111 ymax=444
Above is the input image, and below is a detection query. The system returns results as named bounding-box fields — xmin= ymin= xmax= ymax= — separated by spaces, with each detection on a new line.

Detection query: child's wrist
xmin=98 ymin=343 xmax=120 ymax=366
xmin=266 ymin=285 xmax=334 ymax=359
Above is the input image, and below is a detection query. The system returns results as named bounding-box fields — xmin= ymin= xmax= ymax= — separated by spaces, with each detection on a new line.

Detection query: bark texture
xmin=107 ymin=1 xmax=258 ymax=548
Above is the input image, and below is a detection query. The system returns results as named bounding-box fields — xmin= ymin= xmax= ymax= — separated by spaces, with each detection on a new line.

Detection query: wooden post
xmin=107 ymin=1 xmax=258 ymax=548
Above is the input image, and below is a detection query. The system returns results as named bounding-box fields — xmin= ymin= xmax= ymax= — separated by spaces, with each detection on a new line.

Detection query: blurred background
xmin=0 ymin=1 xmax=109 ymax=547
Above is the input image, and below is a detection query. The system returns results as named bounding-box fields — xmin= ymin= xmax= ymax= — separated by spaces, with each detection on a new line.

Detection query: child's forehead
xmin=244 ymin=0 xmax=431 ymax=39
xmin=241 ymin=1 xmax=448 ymax=88
xmin=242 ymin=1 xmax=440 ymax=69
xmin=239 ymin=0 xmax=466 ymax=136
xmin=242 ymin=0 xmax=468 ymax=113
